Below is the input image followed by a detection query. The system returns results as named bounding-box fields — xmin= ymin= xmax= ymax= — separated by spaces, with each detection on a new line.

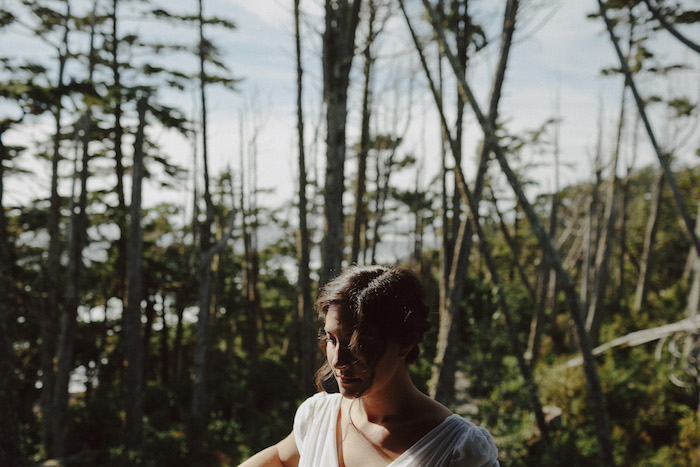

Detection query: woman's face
xmin=323 ymin=305 xmax=405 ymax=398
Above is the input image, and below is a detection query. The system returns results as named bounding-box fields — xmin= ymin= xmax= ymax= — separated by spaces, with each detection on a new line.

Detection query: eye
xmin=321 ymin=330 xmax=336 ymax=345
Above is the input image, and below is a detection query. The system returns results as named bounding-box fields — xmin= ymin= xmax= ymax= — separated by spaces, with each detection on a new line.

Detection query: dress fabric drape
xmin=293 ymin=392 xmax=499 ymax=467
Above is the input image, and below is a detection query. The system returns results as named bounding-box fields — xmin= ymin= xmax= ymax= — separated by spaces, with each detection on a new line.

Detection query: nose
xmin=331 ymin=344 xmax=353 ymax=369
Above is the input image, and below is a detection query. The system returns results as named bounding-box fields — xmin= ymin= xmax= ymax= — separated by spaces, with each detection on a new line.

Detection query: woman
xmin=240 ymin=265 xmax=499 ymax=466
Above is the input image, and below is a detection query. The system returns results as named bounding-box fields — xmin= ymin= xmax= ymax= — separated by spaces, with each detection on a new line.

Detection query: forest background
xmin=0 ymin=0 xmax=699 ymax=465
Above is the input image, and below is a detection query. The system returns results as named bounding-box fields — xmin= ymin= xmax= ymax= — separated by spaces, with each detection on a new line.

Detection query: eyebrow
xmin=323 ymin=326 xmax=351 ymax=342
xmin=323 ymin=327 xmax=342 ymax=337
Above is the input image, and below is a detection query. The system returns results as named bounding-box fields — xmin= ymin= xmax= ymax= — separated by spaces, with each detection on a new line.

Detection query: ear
xmin=398 ymin=344 xmax=414 ymax=360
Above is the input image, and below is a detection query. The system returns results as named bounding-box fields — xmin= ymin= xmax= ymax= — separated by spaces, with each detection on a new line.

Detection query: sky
xmin=1 ymin=0 xmax=699 ymax=217
xmin=156 ymin=0 xmax=700 ymax=211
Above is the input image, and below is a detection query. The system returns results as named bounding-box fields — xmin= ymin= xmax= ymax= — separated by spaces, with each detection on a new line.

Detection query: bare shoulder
xmin=395 ymin=392 xmax=454 ymax=445
xmin=418 ymin=392 xmax=454 ymax=422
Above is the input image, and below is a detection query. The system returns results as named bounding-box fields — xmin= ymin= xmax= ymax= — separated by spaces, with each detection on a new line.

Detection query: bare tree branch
xmin=641 ymin=0 xmax=700 ymax=54
xmin=567 ymin=315 xmax=700 ymax=368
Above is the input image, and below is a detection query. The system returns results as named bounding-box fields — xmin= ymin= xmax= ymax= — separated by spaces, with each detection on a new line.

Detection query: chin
xmin=337 ymin=379 xmax=369 ymax=398
xmin=334 ymin=378 xmax=355 ymax=392
xmin=339 ymin=388 xmax=359 ymax=398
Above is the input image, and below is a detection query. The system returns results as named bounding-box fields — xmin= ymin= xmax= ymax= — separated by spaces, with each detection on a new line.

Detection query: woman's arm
xmin=238 ymin=432 xmax=299 ymax=467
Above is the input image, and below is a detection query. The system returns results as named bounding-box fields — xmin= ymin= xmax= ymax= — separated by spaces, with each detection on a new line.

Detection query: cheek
xmin=375 ymin=348 xmax=400 ymax=373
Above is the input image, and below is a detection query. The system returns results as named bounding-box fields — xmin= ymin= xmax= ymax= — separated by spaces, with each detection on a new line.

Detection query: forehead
xmin=323 ymin=305 xmax=354 ymax=335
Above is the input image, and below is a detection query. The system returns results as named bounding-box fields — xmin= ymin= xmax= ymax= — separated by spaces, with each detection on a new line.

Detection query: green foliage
xmin=674 ymin=412 xmax=700 ymax=466
xmin=224 ymin=354 xmax=301 ymax=464
xmin=442 ymin=163 xmax=700 ymax=466
xmin=65 ymin=394 xmax=123 ymax=459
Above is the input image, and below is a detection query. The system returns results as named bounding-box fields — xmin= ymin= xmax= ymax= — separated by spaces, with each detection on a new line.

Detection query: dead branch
xmin=567 ymin=314 xmax=700 ymax=367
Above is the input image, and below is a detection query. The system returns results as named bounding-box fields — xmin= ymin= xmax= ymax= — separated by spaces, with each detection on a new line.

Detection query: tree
xmin=124 ymin=95 xmax=148 ymax=451
xmin=350 ymin=0 xmax=376 ymax=266
xmin=320 ymin=0 xmax=362 ymax=285
xmin=402 ymin=0 xmax=516 ymax=404
xmin=686 ymin=199 xmax=700 ymax=316
xmin=526 ymin=109 xmax=561 ymax=365
xmin=421 ymin=1 xmax=614 ymax=462
xmin=597 ymin=0 xmax=700 ymax=259
xmin=188 ymin=0 xmax=238 ymax=456
xmin=34 ymin=1 xmax=71 ymax=456
xmin=615 ymin=115 xmax=640 ymax=301
xmin=586 ymin=81 xmax=626 ymax=346
xmin=294 ymin=0 xmax=314 ymax=395
xmin=404 ymin=0 xmax=552 ymax=442
xmin=367 ymin=135 xmax=405 ymax=264
xmin=52 ymin=3 xmax=99 ymax=458
xmin=237 ymin=93 xmax=269 ymax=366
xmin=0 ymin=105 xmax=23 ymax=467
xmin=108 ymin=0 xmax=128 ymax=302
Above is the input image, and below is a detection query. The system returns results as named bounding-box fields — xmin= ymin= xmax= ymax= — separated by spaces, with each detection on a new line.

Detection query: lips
xmin=337 ymin=375 xmax=361 ymax=385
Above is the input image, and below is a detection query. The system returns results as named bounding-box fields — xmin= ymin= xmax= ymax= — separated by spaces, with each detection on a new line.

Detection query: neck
xmin=356 ymin=366 xmax=419 ymax=424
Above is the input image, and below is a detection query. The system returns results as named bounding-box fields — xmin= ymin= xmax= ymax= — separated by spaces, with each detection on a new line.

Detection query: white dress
xmin=293 ymin=392 xmax=499 ymax=467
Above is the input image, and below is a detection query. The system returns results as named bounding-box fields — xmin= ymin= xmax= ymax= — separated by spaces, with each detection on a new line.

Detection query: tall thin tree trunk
xmin=351 ymin=0 xmax=374 ymax=266
xmin=52 ymin=8 xmax=96 ymax=457
xmin=432 ymin=1 xmax=470 ymax=403
xmin=160 ymin=299 xmax=170 ymax=385
xmin=582 ymin=103 xmax=604 ymax=310
xmin=124 ymin=96 xmax=147 ymax=451
xmin=294 ymin=0 xmax=314 ymax=395
xmin=190 ymin=244 xmax=215 ymax=459
xmin=211 ymin=206 xmax=226 ymax=355
xmin=190 ymin=122 xmax=200 ymax=249
xmin=0 ymin=129 xmax=23 ymax=465
xmin=239 ymin=124 xmax=258 ymax=364
xmin=618 ymin=113 xmax=641 ymax=298
xmin=320 ymin=0 xmax=362 ymax=285
xmin=41 ymin=4 xmax=70 ymax=456
xmin=527 ymin=96 xmax=561 ymax=365
xmin=616 ymin=176 xmax=629 ymax=300
xmin=110 ymin=0 xmax=127 ymax=302
xmin=526 ymin=192 xmax=556 ymax=364
xmin=53 ymin=109 xmax=91 ymax=461
xmin=368 ymin=147 xmax=396 ymax=264
xmin=412 ymin=166 xmax=424 ymax=271
xmin=190 ymin=0 xmax=216 ymax=456
xmin=686 ymin=200 xmax=700 ymax=317
xmin=586 ymin=81 xmax=626 ymax=347
xmin=436 ymin=0 xmax=451 ymax=334
xmin=173 ymin=300 xmax=185 ymax=386
xmin=633 ymin=169 xmax=665 ymax=311
xmin=451 ymin=1 xmax=470 ymax=252
xmin=249 ymin=138 xmax=262 ymax=361
xmin=142 ymin=297 xmax=156 ymax=380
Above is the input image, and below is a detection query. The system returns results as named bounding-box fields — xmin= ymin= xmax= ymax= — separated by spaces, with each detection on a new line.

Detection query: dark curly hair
xmin=314 ymin=265 xmax=431 ymax=392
